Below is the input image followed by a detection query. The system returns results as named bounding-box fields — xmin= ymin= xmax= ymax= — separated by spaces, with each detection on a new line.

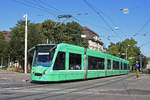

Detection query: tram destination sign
xmin=36 ymin=45 xmax=55 ymax=51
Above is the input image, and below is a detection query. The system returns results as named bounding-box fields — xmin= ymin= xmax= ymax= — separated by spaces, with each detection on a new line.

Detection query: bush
xmin=7 ymin=67 xmax=14 ymax=71
xmin=6 ymin=66 xmax=31 ymax=73
xmin=6 ymin=66 xmax=24 ymax=73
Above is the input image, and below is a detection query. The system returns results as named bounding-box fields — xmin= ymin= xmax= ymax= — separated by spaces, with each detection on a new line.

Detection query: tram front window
xmin=33 ymin=52 xmax=53 ymax=67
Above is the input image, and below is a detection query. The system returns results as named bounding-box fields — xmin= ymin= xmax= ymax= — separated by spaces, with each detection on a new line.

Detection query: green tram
xmin=31 ymin=43 xmax=130 ymax=82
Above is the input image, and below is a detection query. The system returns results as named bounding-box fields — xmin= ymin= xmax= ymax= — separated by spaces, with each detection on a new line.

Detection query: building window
xmin=88 ymin=56 xmax=105 ymax=70
xmin=107 ymin=60 xmax=111 ymax=69
xmin=53 ymin=52 xmax=65 ymax=70
xmin=113 ymin=61 xmax=119 ymax=70
xmin=69 ymin=53 xmax=81 ymax=70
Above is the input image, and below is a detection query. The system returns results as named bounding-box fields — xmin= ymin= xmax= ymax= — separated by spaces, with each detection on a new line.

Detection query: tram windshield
xmin=33 ymin=45 xmax=56 ymax=67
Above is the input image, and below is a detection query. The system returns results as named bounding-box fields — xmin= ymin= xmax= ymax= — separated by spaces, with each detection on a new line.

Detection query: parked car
xmin=0 ymin=66 xmax=5 ymax=69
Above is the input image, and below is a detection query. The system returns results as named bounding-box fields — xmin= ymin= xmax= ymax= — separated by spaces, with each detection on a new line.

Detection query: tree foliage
xmin=41 ymin=20 xmax=88 ymax=47
xmin=0 ymin=32 xmax=7 ymax=57
xmin=7 ymin=20 xmax=88 ymax=69
xmin=0 ymin=32 xmax=8 ymax=66
xmin=64 ymin=22 xmax=88 ymax=47
xmin=9 ymin=20 xmax=43 ymax=66
xmin=108 ymin=38 xmax=147 ymax=70
xmin=1 ymin=19 xmax=148 ymax=72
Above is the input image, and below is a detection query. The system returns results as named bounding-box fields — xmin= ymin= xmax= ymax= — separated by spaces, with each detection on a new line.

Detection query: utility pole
xmin=47 ymin=39 xmax=48 ymax=44
xmin=8 ymin=54 xmax=10 ymax=68
xmin=126 ymin=48 xmax=128 ymax=60
xmin=126 ymin=45 xmax=130 ymax=60
xmin=140 ymin=54 xmax=143 ymax=73
xmin=57 ymin=14 xmax=73 ymax=43
xmin=23 ymin=14 xmax=28 ymax=74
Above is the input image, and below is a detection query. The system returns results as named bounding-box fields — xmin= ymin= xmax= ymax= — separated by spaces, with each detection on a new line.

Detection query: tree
xmin=9 ymin=20 xmax=43 ymax=69
xmin=41 ymin=20 xmax=57 ymax=43
xmin=64 ymin=21 xmax=88 ymax=47
xmin=108 ymin=38 xmax=143 ymax=70
xmin=8 ymin=19 xmax=88 ymax=70
xmin=108 ymin=42 xmax=120 ymax=57
xmin=0 ymin=32 xmax=8 ymax=66
xmin=41 ymin=20 xmax=88 ymax=47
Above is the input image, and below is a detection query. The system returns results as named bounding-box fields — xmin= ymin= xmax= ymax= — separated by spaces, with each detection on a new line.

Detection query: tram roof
xmin=35 ymin=43 xmax=129 ymax=63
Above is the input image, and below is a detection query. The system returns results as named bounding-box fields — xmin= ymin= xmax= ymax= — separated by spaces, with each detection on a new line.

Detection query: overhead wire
xmin=13 ymin=0 xmax=111 ymax=40
xmin=33 ymin=0 xmax=149 ymax=54
xmin=83 ymin=0 xmax=114 ymax=42
xmin=95 ymin=6 xmax=131 ymax=39
xmin=83 ymin=0 xmax=113 ymax=31
xmin=133 ymin=19 xmax=150 ymax=37
xmin=23 ymin=0 xmax=59 ymax=16
xmin=13 ymin=0 xmax=57 ymax=17
xmin=140 ymin=39 xmax=150 ymax=47
xmin=92 ymin=6 xmax=116 ymax=28
xmin=37 ymin=0 xmax=64 ymax=13
xmin=66 ymin=11 xmax=115 ymax=43
xmin=72 ymin=16 xmax=114 ymax=43
xmin=84 ymin=2 xmax=129 ymax=39
xmin=71 ymin=11 xmax=122 ymax=43
xmin=13 ymin=0 xmax=115 ymax=44
xmin=132 ymin=19 xmax=150 ymax=52
xmin=83 ymin=0 xmax=125 ymax=42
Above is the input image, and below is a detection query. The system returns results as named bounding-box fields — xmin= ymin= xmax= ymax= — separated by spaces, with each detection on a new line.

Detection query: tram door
xmin=84 ymin=49 xmax=88 ymax=79
xmin=106 ymin=59 xmax=112 ymax=76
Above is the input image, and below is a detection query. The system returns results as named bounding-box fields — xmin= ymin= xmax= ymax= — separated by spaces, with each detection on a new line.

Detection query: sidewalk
xmin=127 ymin=73 xmax=150 ymax=91
xmin=0 ymin=69 xmax=31 ymax=82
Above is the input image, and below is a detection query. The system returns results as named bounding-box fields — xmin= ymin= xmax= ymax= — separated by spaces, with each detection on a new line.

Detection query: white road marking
xmin=0 ymin=78 xmax=8 ymax=80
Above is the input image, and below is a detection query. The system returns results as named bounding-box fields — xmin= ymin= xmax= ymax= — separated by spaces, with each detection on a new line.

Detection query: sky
xmin=0 ymin=0 xmax=150 ymax=57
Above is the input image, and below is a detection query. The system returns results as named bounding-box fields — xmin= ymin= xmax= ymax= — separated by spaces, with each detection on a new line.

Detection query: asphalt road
xmin=0 ymin=70 xmax=150 ymax=100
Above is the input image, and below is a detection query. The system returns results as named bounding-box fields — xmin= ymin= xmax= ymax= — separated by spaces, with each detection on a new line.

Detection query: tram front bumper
xmin=31 ymin=73 xmax=59 ymax=82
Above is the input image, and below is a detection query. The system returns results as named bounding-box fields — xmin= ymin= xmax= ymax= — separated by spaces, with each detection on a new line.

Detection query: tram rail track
xmin=2 ymin=74 xmax=134 ymax=100
xmin=3 ymin=74 xmax=132 ymax=90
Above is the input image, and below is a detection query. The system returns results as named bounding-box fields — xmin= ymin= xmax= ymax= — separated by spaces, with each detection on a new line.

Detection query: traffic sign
xmin=136 ymin=64 xmax=139 ymax=68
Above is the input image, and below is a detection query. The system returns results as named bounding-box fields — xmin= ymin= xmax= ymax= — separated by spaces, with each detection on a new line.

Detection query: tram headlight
xmin=43 ymin=70 xmax=48 ymax=75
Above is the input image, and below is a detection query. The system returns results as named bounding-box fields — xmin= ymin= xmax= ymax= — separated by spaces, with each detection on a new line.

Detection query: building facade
xmin=82 ymin=27 xmax=105 ymax=52
xmin=146 ymin=57 xmax=150 ymax=73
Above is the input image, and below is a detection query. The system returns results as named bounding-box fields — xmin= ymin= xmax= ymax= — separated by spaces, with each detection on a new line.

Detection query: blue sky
xmin=0 ymin=0 xmax=150 ymax=57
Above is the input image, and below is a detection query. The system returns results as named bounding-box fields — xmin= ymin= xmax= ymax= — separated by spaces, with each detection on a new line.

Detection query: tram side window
xmin=113 ymin=61 xmax=119 ymax=70
xmin=127 ymin=64 xmax=130 ymax=70
xmin=124 ymin=63 xmax=127 ymax=70
xmin=69 ymin=53 xmax=81 ymax=70
xmin=88 ymin=56 xmax=104 ymax=70
xmin=53 ymin=52 xmax=65 ymax=70
xmin=107 ymin=60 xmax=111 ymax=70
xmin=119 ymin=62 xmax=122 ymax=70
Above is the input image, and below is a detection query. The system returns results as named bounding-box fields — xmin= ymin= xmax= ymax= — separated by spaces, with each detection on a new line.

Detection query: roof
xmin=82 ymin=27 xmax=99 ymax=38
xmin=82 ymin=27 xmax=103 ymax=45
xmin=147 ymin=57 xmax=150 ymax=61
xmin=0 ymin=31 xmax=10 ymax=41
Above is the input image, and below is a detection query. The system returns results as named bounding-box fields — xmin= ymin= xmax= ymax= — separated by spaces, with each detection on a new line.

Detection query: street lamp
xmin=114 ymin=26 xmax=119 ymax=30
xmin=126 ymin=45 xmax=130 ymax=60
xmin=120 ymin=8 xmax=129 ymax=14
xmin=139 ymin=53 xmax=144 ymax=73
xmin=23 ymin=14 xmax=28 ymax=74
